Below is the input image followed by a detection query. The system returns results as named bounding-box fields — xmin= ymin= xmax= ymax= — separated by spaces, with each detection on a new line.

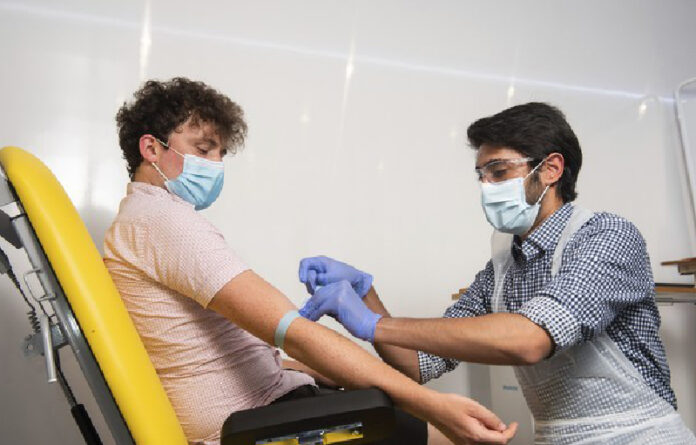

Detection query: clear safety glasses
xmin=475 ymin=157 xmax=536 ymax=183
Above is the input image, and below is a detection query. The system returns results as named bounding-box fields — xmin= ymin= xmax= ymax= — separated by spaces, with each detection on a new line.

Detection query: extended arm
xmin=374 ymin=313 xmax=552 ymax=366
xmin=363 ymin=286 xmax=551 ymax=368
xmin=209 ymin=270 xmax=516 ymax=444
xmin=300 ymin=257 xmax=550 ymax=370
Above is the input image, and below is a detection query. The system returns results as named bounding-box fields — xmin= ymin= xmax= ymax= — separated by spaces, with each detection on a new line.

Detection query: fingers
xmin=304 ymin=281 xmax=315 ymax=295
xmin=313 ymin=296 xmax=339 ymax=320
xmin=298 ymin=257 xmax=326 ymax=283
xmin=299 ymin=257 xmax=364 ymax=297
xmin=298 ymin=291 xmax=329 ymax=321
xmin=355 ymin=273 xmax=373 ymax=297
xmin=467 ymin=419 xmax=518 ymax=444
xmin=464 ymin=420 xmax=513 ymax=444
xmin=502 ymin=423 xmax=518 ymax=441
xmin=305 ymin=269 xmax=318 ymax=294
xmin=468 ymin=401 xmax=506 ymax=432
xmin=298 ymin=258 xmax=310 ymax=282
xmin=298 ymin=300 xmax=320 ymax=321
xmin=319 ymin=268 xmax=348 ymax=286
xmin=299 ymin=281 xmax=346 ymax=321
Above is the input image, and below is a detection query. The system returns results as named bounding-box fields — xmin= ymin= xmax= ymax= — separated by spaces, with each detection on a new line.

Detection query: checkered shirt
xmin=417 ymin=203 xmax=677 ymax=408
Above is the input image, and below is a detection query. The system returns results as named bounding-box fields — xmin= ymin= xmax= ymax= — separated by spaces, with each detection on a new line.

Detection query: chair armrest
xmin=221 ymin=388 xmax=395 ymax=445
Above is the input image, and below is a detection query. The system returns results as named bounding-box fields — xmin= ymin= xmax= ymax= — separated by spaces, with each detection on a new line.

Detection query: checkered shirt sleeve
xmin=517 ymin=216 xmax=654 ymax=354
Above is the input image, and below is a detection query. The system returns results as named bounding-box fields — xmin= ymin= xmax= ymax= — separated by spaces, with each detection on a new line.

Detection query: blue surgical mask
xmin=152 ymin=142 xmax=224 ymax=210
xmin=480 ymin=160 xmax=549 ymax=235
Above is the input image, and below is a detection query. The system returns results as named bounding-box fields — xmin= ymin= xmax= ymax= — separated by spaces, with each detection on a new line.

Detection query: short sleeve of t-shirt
xmin=133 ymin=207 xmax=248 ymax=307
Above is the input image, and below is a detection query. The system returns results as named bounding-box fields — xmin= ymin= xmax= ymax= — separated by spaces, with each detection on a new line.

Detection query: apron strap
xmin=550 ymin=206 xmax=594 ymax=277
xmin=490 ymin=230 xmax=514 ymax=313
xmin=490 ymin=205 xmax=594 ymax=313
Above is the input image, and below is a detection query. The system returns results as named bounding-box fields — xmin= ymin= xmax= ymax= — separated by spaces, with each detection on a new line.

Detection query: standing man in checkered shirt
xmin=298 ymin=103 xmax=696 ymax=443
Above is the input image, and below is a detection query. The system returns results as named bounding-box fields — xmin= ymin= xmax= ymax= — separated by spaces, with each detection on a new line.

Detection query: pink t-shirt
xmin=103 ymin=182 xmax=314 ymax=445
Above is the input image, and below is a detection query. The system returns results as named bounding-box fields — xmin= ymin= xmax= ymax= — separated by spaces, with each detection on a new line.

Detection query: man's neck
xmin=133 ymin=165 xmax=165 ymax=188
xmin=521 ymin=196 xmax=564 ymax=240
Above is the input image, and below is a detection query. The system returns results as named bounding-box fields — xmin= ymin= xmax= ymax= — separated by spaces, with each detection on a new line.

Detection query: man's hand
xmin=299 ymin=281 xmax=382 ymax=342
xmin=298 ymin=256 xmax=373 ymax=297
xmin=430 ymin=393 xmax=518 ymax=444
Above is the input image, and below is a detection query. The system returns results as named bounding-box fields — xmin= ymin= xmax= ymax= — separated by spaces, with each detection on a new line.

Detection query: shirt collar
xmin=512 ymin=203 xmax=574 ymax=262
xmin=127 ymin=181 xmax=192 ymax=207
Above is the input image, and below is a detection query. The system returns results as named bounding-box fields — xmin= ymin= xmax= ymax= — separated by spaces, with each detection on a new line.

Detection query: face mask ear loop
xmin=168 ymin=147 xmax=185 ymax=158
xmin=524 ymin=158 xmax=550 ymax=205
xmin=151 ymin=161 xmax=169 ymax=182
xmin=150 ymin=139 xmax=172 ymax=182
xmin=524 ymin=157 xmax=547 ymax=180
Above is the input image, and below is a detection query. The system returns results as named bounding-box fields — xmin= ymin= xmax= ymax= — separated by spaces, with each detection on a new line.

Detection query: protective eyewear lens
xmin=476 ymin=157 xmax=535 ymax=182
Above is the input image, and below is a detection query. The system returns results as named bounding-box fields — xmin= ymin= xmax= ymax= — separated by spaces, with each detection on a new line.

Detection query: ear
xmin=542 ymin=152 xmax=564 ymax=186
xmin=139 ymin=135 xmax=160 ymax=164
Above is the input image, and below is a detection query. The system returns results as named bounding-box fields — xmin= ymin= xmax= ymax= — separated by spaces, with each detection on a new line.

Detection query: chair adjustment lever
xmin=23 ymin=268 xmax=55 ymax=302
xmin=40 ymin=314 xmax=57 ymax=383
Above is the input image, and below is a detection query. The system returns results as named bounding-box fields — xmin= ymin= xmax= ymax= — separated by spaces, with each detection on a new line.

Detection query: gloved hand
xmin=299 ymin=280 xmax=382 ymax=343
xmin=298 ymin=256 xmax=373 ymax=297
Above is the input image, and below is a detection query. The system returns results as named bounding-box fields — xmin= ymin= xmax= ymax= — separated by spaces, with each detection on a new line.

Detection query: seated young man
xmin=103 ymin=77 xmax=517 ymax=445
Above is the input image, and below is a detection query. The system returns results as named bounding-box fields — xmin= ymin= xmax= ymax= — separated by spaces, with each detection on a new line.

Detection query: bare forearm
xmin=220 ymin=271 xmax=516 ymax=442
xmin=373 ymin=340 xmax=421 ymax=381
xmin=283 ymin=317 xmax=439 ymax=420
xmin=363 ymin=288 xmax=421 ymax=381
xmin=374 ymin=313 xmax=552 ymax=366
xmin=209 ymin=272 xmax=440 ymax=421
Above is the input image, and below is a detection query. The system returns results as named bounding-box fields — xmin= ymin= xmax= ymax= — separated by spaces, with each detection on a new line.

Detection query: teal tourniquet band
xmin=274 ymin=310 xmax=301 ymax=349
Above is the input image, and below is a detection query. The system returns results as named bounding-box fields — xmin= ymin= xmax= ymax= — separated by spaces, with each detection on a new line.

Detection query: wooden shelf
xmin=659 ymin=258 xmax=696 ymax=303
xmin=655 ymin=283 xmax=696 ymax=304
xmin=661 ymin=258 xmax=696 ymax=276
xmin=655 ymin=284 xmax=696 ymax=294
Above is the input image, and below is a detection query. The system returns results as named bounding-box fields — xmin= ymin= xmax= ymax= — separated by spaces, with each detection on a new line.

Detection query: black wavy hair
xmin=116 ymin=77 xmax=248 ymax=179
xmin=467 ymin=102 xmax=582 ymax=202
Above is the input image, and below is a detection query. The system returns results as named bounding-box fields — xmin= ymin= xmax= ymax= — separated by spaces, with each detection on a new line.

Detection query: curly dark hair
xmin=116 ymin=77 xmax=248 ymax=179
xmin=467 ymin=102 xmax=582 ymax=202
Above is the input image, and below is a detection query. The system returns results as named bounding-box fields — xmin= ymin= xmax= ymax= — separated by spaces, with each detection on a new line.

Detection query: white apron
xmin=490 ymin=205 xmax=696 ymax=444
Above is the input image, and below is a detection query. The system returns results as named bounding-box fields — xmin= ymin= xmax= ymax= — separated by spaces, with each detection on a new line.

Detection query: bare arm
xmin=208 ymin=270 xmax=516 ymax=444
xmin=364 ymin=284 xmax=551 ymax=375
xmin=207 ymin=270 xmax=429 ymax=404
xmin=362 ymin=288 xmax=422 ymax=381
xmin=374 ymin=312 xmax=553 ymax=366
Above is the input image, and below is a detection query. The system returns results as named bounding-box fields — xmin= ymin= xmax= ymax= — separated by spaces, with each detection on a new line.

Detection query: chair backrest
xmin=0 ymin=146 xmax=187 ymax=445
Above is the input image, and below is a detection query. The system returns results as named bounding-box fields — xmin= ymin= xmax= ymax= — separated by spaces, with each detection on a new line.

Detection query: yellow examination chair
xmin=0 ymin=146 xmax=395 ymax=445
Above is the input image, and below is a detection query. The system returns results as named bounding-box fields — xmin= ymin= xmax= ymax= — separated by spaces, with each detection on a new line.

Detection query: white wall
xmin=1 ymin=1 xmax=696 ymax=443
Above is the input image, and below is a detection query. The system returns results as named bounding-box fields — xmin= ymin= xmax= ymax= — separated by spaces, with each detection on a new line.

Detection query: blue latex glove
xmin=299 ymin=280 xmax=382 ymax=343
xmin=298 ymin=256 xmax=373 ymax=297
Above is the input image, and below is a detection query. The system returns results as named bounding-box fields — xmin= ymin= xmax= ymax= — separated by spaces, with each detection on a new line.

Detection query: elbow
xmin=516 ymin=345 xmax=547 ymax=365
xmin=514 ymin=331 xmax=553 ymax=366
